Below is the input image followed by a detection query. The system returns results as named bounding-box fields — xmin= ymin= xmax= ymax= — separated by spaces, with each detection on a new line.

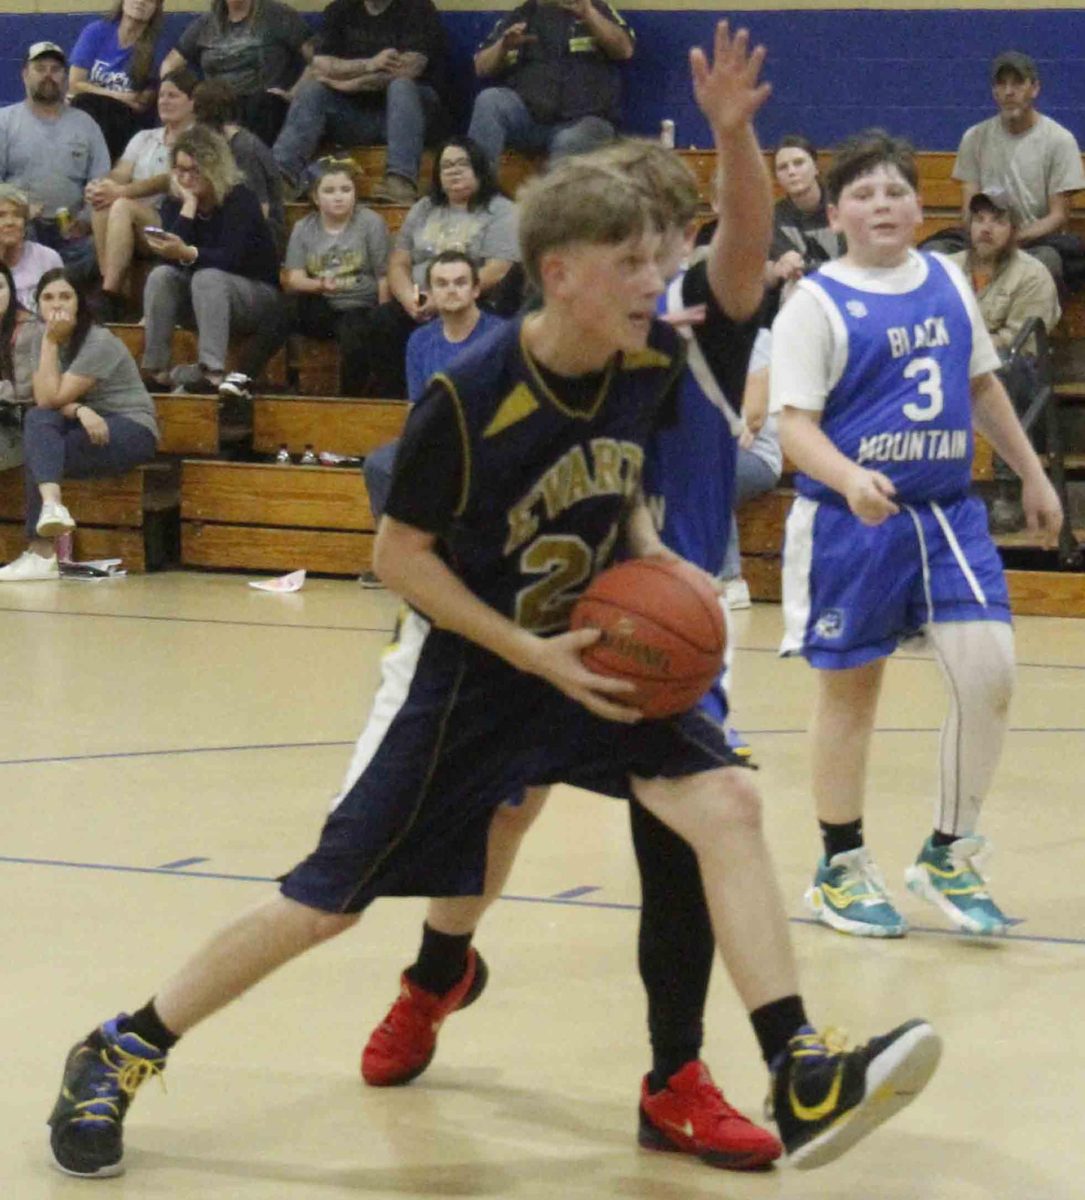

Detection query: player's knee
xmin=305 ymin=909 xmax=360 ymax=944
xmin=714 ymin=770 xmax=764 ymax=833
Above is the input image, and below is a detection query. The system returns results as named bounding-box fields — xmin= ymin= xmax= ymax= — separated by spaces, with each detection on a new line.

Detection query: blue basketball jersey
xmin=641 ymin=270 xmax=747 ymax=576
xmin=434 ymin=316 xmax=683 ymax=634
xmin=799 ymin=253 xmax=975 ymax=505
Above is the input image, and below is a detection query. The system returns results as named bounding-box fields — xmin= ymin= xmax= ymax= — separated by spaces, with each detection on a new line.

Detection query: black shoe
xmin=769 ymin=1020 xmax=941 ymax=1170
xmin=48 ymin=1015 xmax=167 ymax=1178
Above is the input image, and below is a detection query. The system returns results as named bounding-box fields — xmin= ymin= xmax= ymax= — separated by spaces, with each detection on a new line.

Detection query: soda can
xmin=660 ymin=120 xmax=675 ymax=150
xmin=55 ymin=207 xmax=71 ymax=237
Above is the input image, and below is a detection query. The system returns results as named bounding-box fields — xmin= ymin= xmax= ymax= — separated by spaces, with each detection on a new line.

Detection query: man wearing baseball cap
xmin=0 ymin=40 xmax=110 ymax=282
xmin=950 ymin=50 xmax=1085 ymax=282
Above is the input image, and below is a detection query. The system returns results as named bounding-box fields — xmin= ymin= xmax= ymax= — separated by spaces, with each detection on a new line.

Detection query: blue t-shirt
xmin=70 ymin=19 xmax=165 ymax=92
xmin=405 ymin=310 xmax=504 ymax=402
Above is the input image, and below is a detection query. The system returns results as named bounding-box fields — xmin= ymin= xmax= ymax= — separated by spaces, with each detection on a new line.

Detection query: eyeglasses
xmin=174 ymin=163 xmax=202 ymax=179
xmin=440 ymin=157 xmax=472 ymax=172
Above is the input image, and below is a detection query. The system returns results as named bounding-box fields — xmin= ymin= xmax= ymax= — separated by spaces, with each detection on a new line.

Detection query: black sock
xmin=750 ymin=995 xmax=808 ymax=1066
xmin=819 ymin=818 xmax=864 ymax=862
xmin=119 ymin=1000 xmax=179 ymax=1052
xmin=647 ymin=1042 xmax=702 ymax=1093
xmin=406 ymin=923 xmax=473 ymax=995
xmin=931 ymin=829 xmax=957 ymax=847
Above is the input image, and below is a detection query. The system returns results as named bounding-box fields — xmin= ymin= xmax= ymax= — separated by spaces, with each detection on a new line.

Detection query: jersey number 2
xmin=515 ymin=528 xmax=618 ymax=633
xmin=901 ymin=356 xmax=944 ymax=421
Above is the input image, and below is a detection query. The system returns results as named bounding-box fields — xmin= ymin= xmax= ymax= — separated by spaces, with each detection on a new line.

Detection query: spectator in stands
xmin=359 ymin=248 xmax=504 ymax=585
xmin=950 ymin=188 xmax=1061 ymax=351
xmin=951 ymin=51 xmax=1085 ymax=283
xmin=950 ymin=188 xmax=1062 ymax=533
xmin=140 ymin=126 xmax=282 ymax=394
xmin=86 ymin=68 xmax=198 ymax=322
xmin=0 ymin=266 xmax=158 ymax=581
xmin=468 ymin=0 xmax=634 ymax=170
xmin=68 ymin=0 xmax=166 ymax=161
xmin=719 ymin=328 xmax=782 ymax=610
xmin=235 ymin=156 xmax=391 ymax=400
xmin=0 ymin=261 xmax=30 ymax=471
xmin=160 ymin=0 xmax=313 ymax=148
xmin=193 ymin=79 xmax=287 ymax=254
xmin=0 ymin=42 xmax=111 ymax=285
xmin=766 ymin=135 xmax=842 ymax=313
xmin=272 ymin=0 xmax=448 ymax=205
xmin=0 ymin=184 xmax=63 ymax=315
xmin=367 ymin=136 xmax=518 ymax=396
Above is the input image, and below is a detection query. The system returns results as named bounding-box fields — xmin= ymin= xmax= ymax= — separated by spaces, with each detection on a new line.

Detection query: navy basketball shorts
xmin=280 ymin=610 xmax=743 ymax=914
xmin=780 ymin=493 xmax=1011 ymax=670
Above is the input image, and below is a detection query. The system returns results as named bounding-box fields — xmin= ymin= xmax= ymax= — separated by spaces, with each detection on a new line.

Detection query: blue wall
xmin=2 ymin=8 xmax=1084 ymax=152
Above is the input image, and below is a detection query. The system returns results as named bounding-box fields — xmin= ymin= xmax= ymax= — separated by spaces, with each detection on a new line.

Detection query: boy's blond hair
xmin=518 ymin=158 xmax=656 ymax=292
xmin=586 ymin=139 xmax=702 ymax=228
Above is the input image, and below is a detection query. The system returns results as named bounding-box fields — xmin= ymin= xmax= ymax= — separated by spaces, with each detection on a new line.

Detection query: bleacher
xmin=5 ymin=146 xmax=1083 ymax=613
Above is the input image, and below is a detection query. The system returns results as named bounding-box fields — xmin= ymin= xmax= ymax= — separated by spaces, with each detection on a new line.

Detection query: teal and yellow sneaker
xmin=769 ymin=1020 xmax=942 ymax=1169
xmin=48 ymin=1016 xmax=166 ymax=1178
xmin=904 ymin=835 xmax=1009 ymax=935
xmin=804 ymin=847 xmax=908 ymax=937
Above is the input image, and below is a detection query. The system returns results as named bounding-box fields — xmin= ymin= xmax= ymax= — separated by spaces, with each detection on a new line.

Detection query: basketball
xmin=570 ymin=557 xmax=726 ymax=719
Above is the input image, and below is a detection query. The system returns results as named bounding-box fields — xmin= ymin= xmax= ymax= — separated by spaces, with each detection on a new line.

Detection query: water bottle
xmin=274 ymin=444 xmax=291 ymax=464
xmin=660 ymin=119 xmax=675 ymax=150
xmin=300 ymin=444 xmax=318 ymax=465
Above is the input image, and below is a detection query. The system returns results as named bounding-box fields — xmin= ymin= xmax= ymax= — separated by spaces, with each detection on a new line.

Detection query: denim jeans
xmin=273 ymin=78 xmax=439 ymax=184
xmin=22 ymin=407 xmax=157 ymax=538
xmin=720 ymin=447 xmax=781 ymax=581
xmin=467 ymin=87 xmax=615 ymax=168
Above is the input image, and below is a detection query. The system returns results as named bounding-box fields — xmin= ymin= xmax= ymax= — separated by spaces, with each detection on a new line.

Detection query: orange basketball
xmin=570 ymin=557 xmax=726 ymax=719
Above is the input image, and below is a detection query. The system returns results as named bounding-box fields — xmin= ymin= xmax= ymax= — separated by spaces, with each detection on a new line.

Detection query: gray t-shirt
xmin=395 ymin=195 xmax=519 ymax=287
xmin=285 ymin=208 xmax=390 ymax=310
xmin=953 ymin=113 xmax=1085 ymax=225
xmin=28 ymin=323 xmax=159 ymax=439
xmin=177 ymin=0 xmax=311 ymax=96
xmin=0 ymin=102 xmax=111 ymax=218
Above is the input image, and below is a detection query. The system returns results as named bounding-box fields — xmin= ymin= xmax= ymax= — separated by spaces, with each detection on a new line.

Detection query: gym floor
xmin=2 ymin=573 xmax=1082 ymax=1199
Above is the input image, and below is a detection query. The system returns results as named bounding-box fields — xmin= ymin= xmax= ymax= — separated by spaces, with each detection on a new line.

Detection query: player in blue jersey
xmin=358 ymin=137 xmax=777 ymax=1170
xmin=47 ymin=31 xmax=940 ymax=1181
xmin=770 ymin=130 xmax=1063 ymax=939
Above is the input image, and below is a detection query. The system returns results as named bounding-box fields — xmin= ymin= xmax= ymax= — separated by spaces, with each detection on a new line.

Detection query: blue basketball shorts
xmin=780 ymin=493 xmax=1011 ymax=670
xmin=280 ymin=610 xmax=742 ymax=914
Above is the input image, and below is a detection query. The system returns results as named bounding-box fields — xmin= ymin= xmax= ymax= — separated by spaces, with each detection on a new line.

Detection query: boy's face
xmin=656 ymin=223 xmax=696 ymax=282
xmin=828 ymin=164 xmax=921 ymax=265
xmin=543 ymin=231 xmax=665 ymax=354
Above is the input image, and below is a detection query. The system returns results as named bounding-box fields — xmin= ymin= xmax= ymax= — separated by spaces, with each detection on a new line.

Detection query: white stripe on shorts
xmin=331 ymin=607 xmax=430 ymax=811
xmin=780 ymin=495 xmax=819 ymax=656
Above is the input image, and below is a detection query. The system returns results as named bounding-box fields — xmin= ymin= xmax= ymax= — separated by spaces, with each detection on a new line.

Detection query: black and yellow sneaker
xmin=48 ymin=1016 xmax=166 ymax=1178
xmin=769 ymin=1020 xmax=941 ymax=1170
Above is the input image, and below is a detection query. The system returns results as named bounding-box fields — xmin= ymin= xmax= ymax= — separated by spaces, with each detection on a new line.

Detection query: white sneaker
xmin=723 ymin=577 xmax=751 ymax=610
xmin=36 ymin=501 xmax=76 ymax=538
xmin=0 ymin=549 xmax=60 ymax=581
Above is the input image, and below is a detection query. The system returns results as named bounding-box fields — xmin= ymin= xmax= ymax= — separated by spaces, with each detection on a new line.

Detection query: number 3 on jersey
xmin=902 ymin=355 xmax=944 ymax=421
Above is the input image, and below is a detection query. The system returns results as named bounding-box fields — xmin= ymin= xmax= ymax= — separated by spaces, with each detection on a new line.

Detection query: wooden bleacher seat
xmin=154 ymin=393 xmax=221 ymax=457
xmin=181 ymin=459 xmax=373 ymax=574
xmin=252 ymin=395 xmax=409 ymax=458
xmin=0 ymin=463 xmax=178 ymax=573
xmin=106 ymin=324 xmax=290 ymax=390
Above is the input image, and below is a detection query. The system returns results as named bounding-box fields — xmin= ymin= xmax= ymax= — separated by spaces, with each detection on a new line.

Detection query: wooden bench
xmin=252 ymin=395 xmax=409 ymax=458
xmin=180 ymin=459 xmax=373 ymax=575
xmin=0 ymin=463 xmax=179 ymax=573
xmin=153 ymin=393 xmax=221 ymax=456
xmin=106 ymin=324 xmax=289 ymax=389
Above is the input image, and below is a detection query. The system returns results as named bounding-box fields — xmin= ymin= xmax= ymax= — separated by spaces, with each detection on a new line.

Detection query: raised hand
xmin=690 ymin=20 xmax=771 ymax=134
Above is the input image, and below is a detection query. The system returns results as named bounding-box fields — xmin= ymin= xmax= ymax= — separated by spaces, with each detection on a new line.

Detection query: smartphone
xmin=143 ymin=226 xmax=167 ymax=237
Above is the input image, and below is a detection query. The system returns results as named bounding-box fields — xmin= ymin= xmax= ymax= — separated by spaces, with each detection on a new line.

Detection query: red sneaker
xmin=361 ymin=949 xmax=488 ymax=1086
xmin=638 ymin=1061 xmax=783 ymax=1170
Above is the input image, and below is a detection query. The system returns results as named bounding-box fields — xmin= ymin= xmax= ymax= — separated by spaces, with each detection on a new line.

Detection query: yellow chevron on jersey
xmin=623 ymin=347 xmax=673 ymax=371
xmin=483 ymin=383 xmax=540 ymax=439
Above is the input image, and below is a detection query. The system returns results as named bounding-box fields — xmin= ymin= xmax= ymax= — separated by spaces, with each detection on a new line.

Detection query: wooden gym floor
xmin=1 ymin=572 xmax=1082 ymax=1199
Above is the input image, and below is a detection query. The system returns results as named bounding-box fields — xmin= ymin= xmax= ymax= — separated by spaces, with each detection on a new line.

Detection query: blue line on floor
xmin=552 ymin=886 xmax=600 ymax=900
xmin=156 ymin=857 xmax=209 ymax=870
xmin=0 ymin=739 xmax=355 ymax=767
xmin=2 ymin=853 xmax=1083 ymax=948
